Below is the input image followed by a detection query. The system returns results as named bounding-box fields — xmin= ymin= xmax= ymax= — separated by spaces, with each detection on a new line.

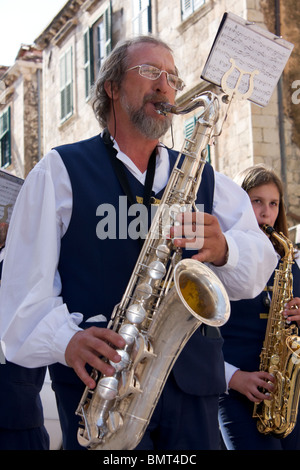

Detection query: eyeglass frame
xmin=126 ymin=64 xmax=185 ymax=91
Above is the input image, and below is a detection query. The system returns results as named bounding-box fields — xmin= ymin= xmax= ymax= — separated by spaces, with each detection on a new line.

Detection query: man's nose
xmin=154 ymin=71 xmax=170 ymax=92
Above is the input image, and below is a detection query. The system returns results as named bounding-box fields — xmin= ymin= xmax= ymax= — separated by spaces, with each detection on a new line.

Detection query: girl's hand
xmin=229 ymin=369 xmax=275 ymax=403
xmin=283 ymin=297 xmax=300 ymax=326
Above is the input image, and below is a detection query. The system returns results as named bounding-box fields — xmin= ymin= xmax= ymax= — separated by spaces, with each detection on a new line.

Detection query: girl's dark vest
xmin=0 ymin=361 xmax=46 ymax=429
xmin=0 ymin=260 xmax=46 ymax=429
xmin=50 ymin=134 xmax=225 ymax=396
xmin=221 ymin=261 xmax=300 ymax=372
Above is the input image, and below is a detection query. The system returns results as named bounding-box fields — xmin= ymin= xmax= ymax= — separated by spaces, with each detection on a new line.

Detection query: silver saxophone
xmin=76 ymin=91 xmax=230 ymax=450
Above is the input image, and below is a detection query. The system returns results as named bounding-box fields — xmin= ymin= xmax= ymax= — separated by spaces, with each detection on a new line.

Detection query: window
xmin=95 ymin=20 xmax=104 ymax=73
xmin=60 ymin=47 xmax=73 ymax=122
xmin=184 ymin=116 xmax=197 ymax=139
xmin=181 ymin=0 xmax=205 ymax=20
xmin=132 ymin=0 xmax=152 ymax=35
xmin=84 ymin=2 xmax=112 ymax=98
xmin=93 ymin=10 xmax=111 ymax=76
xmin=0 ymin=107 xmax=11 ymax=167
xmin=84 ymin=29 xmax=94 ymax=99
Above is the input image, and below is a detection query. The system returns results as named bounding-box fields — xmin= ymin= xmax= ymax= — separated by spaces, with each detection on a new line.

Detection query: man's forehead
xmin=127 ymin=42 xmax=175 ymax=67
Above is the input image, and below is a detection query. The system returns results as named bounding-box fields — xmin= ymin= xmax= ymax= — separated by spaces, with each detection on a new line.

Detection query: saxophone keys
xmin=109 ymin=349 xmax=130 ymax=372
xmin=119 ymin=323 xmax=139 ymax=345
xmin=156 ymin=244 xmax=170 ymax=260
xmin=135 ymin=283 xmax=153 ymax=300
xmin=147 ymin=260 xmax=166 ymax=280
xmin=169 ymin=203 xmax=184 ymax=219
xmin=274 ymin=414 xmax=285 ymax=429
xmin=126 ymin=304 xmax=146 ymax=324
xmin=132 ymin=333 xmax=156 ymax=366
xmin=270 ymin=354 xmax=280 ymax=366
xmin=118 ymin=369 xmax=143 ymax=398
xmin=97 ymin=376 xmax=119 ymax=400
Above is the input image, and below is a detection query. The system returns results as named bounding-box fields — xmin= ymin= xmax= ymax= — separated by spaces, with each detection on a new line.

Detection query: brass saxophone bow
xmin=253 ymin=224 xmax=300 ymax=438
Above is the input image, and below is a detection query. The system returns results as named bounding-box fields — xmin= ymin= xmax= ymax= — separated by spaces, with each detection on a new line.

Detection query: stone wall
xmin=23 ymin=70 xmax=43 ymax=176
xmin=259 ymin=0 xmax=300 ymax=224
xmin=0 ymin=48 xmax=43 ymax=178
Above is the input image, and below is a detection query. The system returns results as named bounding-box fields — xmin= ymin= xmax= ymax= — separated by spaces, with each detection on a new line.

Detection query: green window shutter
xmin=181 ymin=0 xmax=205 ymax=20
xmin=184 ymin=116 xmax=196 ymax=139
xmin=0 ymin=107 xmax=11 ymax=167
xmin=181 ymin=0 xmax=193 ymax=20
xmin=184 ymin=114 xmax=211 ymax=163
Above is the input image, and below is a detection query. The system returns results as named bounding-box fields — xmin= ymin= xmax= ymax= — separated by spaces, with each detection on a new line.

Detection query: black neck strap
xmin=102 ymin=128 xmax=156 ymax=208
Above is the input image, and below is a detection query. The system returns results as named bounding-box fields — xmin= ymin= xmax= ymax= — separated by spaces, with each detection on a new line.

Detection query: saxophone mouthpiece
xmin=155 ymin=102 xmax=178 ymax=115
xmin=261 ymin=224 xmax=275 ymax=236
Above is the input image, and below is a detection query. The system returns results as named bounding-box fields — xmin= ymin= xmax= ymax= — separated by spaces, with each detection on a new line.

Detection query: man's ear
xmin=104 ymin=80 xmax=119 ymax=99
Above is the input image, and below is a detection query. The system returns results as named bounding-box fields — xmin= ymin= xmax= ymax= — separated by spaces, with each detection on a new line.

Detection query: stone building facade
xmin=1 ymin=0 xmax=299 ymax=231
xmin=0 ymin=46 xmax=43 ymax=178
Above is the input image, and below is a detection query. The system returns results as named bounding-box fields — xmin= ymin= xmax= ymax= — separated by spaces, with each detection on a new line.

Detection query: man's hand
xmin=65 ymin=327 xmax=126 ymax=388
xmin=171 ymin=212 xmax=228 ymax=266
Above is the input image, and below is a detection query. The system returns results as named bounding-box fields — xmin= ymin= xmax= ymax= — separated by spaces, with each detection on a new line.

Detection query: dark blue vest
xmin=0 ymin=361 xmax=46 ymax=429
xmin=51 ymin=134 xmax=225 ymax=396
xmin=221 ymin=262 xmax=300 ymax=372
xmin=0 ymin=262 xmax=46 ymax=430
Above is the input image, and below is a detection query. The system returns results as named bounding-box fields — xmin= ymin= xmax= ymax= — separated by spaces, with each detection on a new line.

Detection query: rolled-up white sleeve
xmin=209 ymin=172 xmax=278 ymax=300
xmin=0 ymin=151 xmax=82 ymax=368
xmin=224 ymin=361 xmax=239 ymax=392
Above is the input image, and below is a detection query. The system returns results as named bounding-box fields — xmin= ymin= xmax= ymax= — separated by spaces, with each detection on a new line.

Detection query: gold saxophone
xmin=253 ymin=224 xmax=300 ymax=438
xmin=76 ymin=91 xmax=230 ymax=450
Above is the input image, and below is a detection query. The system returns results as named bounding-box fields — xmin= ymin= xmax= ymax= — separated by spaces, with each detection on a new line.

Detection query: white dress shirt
xmin=0 ymin=142 xmax=277 ymax=368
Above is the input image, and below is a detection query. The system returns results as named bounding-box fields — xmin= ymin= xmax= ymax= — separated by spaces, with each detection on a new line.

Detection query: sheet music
xmin=0 ymin=170 xmax=23 ymax=223
xmin=201 ymin=12 xmax=294 ymax=106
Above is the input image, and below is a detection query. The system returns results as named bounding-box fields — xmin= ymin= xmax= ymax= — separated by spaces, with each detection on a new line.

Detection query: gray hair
xmin=91 ymin=35 xmax=174 ymax=128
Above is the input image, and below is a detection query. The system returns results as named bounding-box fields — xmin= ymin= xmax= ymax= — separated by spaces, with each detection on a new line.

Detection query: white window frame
xmin=132 ymin=0 xmax=151 ymax=35
xmin=84 ymin=29 xmax=93 ymax=100
xmin=92 ymin=2 xmax=112 ymax=79
xmin=60 ymin=47 xmax=73 ymax=122
xmin=181 ymin=0 xmax=205 ymax=21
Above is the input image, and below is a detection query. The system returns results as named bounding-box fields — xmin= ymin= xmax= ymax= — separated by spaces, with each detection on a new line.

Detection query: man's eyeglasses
xmin=127 ymin=64 xmax=185 ymax=91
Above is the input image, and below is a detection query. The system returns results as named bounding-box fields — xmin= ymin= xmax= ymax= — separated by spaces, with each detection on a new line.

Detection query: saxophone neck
xmin=155 ymin=91 xmax=219 ymax=126
xmin=261 ymin=224 xmax=294 ymax=262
